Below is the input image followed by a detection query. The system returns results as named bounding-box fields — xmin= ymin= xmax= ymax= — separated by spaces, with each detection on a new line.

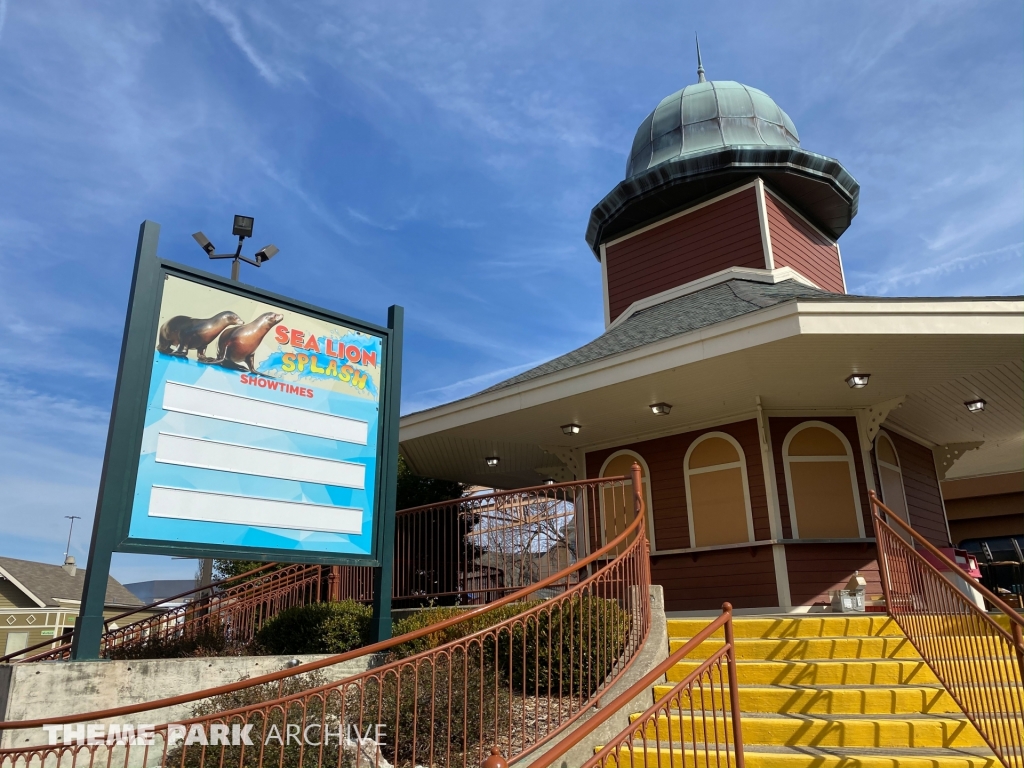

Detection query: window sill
xmin=649 ymin=537 xmax=877 ymax=556
xmin=651 ymin=539 xmax=775 ymax=556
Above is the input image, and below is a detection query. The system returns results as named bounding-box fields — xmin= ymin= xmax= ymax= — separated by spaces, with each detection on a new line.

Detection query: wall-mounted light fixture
xmin=964 ymin=399 xmax=986 ymax=413
xmin=485 ymin=456 xmax=500 ymax=467
xmin=649 ymin=402 xmax=672 ymax=416
xmin=543 ymin=478 xmax=556 ymax=485
xmin=561 ymin=423 xmax=581 ymax=435
xmin=846 ymin=373 xmax=871 ymax=389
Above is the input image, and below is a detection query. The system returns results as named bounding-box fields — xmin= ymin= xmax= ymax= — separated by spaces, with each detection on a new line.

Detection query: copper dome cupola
xmin=587 ymin=48 xmax=859 ymax=256
xmin=625 ymin=81 xmax=801 ymax=180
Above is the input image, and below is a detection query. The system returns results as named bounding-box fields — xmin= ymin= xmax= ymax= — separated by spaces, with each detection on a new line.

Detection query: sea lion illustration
xmin=212 ymin=312 xmax=284 ymax=374
xmin=157 ymin=311 xmax=243 ymax=361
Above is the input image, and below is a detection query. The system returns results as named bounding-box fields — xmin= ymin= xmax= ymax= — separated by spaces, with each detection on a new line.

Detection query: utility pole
xmin=63 ymin=515 xmax=81 ymax=561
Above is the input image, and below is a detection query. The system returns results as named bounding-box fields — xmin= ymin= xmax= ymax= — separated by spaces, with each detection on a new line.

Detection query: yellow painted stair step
xmin=666 ymin=616 xmax=904 ymax=640
xmin=599 ymin=746 xmax=1000 ymax=768
xmin=668 ymin=636 xmax=919 ymax=660
xmin=668 ymin=659 xmax=941 ymax=686
xmin=633 ymin=713 xmax=988 ymax=749
xmin=651 ymin=684 xmax=961 ymax=714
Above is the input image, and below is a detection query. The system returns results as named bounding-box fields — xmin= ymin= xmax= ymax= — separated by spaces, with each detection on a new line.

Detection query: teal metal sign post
xmin=72 ymin=221 xmax=403 ymax=658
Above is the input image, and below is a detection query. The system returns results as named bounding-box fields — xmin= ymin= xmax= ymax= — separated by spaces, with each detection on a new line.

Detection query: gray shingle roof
xmin=478 ymin=279 xmax=835 ymax=394
xmin=0 ymin=556 xmax=144 ymax=608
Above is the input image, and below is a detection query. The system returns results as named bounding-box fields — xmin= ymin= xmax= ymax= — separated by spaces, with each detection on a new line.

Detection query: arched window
xmin=599 ymin=451 xmax=654 ymax=554
xmin=683 ymin=433 xmax=754 ymax=548
xmin=782 ymin=422 xmax=865 ymax=539
xmin=875 ymin=431 xmax=912 ymax=534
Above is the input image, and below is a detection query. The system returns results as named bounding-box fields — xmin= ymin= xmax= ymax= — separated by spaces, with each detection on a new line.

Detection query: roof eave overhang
xmin=586 ymin=146 xmax=860 ymax=256
xmin=0 ymin=565 xmax=48 ymax=608
xmin=400 ymin=299 xmax=1024 ymax=442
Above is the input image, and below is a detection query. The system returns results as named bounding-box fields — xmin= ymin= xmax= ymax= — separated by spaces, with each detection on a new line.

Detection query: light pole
xmin=63 ymin=515 xmax=81 ymax=562
xmin=192 ymin=215 xmax=279 ymax=283
xmin=191 ymin=216 xmax=281 ymax=589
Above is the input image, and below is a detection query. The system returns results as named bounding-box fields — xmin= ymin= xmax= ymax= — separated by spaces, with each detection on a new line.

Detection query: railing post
xmin=722 ymin=602 xmax=744 ymax=768
xmin=1014 ymin=623 xmax=1024 ymax=681
xmin=630 ymin=461 xmax=643 ymax=526
xmin=482 ymin=746 xmax=508 ymax=768
xmin=869 ymin=491 xmax=893 ymax=616
xmin=327 ymin=565 xmax=341 ymax=602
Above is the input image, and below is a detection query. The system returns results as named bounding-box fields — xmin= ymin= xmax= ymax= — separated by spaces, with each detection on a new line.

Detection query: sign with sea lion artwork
xmin=88 ymin=222 xmax=402 ymax=566
xmin=125 ymin=272 xmax=387 ymax=559
xmin=72 ymin=221 xmax=403 ymax=658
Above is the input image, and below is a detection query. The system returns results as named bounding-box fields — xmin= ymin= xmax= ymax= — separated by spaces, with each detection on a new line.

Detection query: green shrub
xmin=503 ymin=594 xmax=631 ymax=695
xmin=106 ymin=624 xmax=236 ymax=660
xmin=390 ymin=595 xmax=630 ymax=695
xmin=389 ymin=602 xmax=536 ymax=659
xmin=252 ymin=600 xmax=372 ymax=655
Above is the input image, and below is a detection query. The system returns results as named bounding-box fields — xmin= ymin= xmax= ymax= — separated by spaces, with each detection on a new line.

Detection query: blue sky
xmin=0 ymin=1 xmax=1020 ymax=584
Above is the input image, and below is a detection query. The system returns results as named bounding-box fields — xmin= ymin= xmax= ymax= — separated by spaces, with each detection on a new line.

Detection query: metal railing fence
xmin=872 ymin=490 xmax=1024 ymax=768
xmin=17 ymin=563 xmax=323 ymax=663
xmin=0 ymin=563 xmax=284 ymax=664
xmin=534 ymin=604 xmax=743 ymax=768
xmin=7 ymin=474 xmax=624 ymax=664
xmin=0 ymin=469 xmax=649 ymax=768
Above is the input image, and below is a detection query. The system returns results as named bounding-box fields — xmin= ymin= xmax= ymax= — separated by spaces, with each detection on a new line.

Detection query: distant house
xmin=123 ymin=579 xmax=198 ymax=607
xmin=0 ymin=556 xmax=144 ymax=658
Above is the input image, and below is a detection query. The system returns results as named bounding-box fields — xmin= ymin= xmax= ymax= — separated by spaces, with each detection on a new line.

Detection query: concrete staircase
xmin=638 ymin=615 xmax=1002 ymax=767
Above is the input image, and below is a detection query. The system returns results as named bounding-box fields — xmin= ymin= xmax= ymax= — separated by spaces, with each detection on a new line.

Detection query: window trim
xmin=683 ymin=431 xmax=756 ymax=548
xmin=782 ymin=421 xmax=866 ymax=539
xmin=598 ymin=449 xmax=657 ymax=553
xmin=874 ymin=431 xmax=912 ymax=527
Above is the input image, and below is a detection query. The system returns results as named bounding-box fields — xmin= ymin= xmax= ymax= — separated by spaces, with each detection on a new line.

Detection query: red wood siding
xmin=585 ymin=419 xmax=770 ymax=552
xmin=605 ymin=187 xmax=766 ymax=322
xmin=785 ymin=543 xmax=881 ymax=606
xmin=652 ymin=545 xmax=778 ymax=611
xmin=764 ymin=191 xmax=845 ymax=293
xmin=878 ymin=430 xmax=951 ymax=547
xmin=768 ymin=417 xmax=872 ymax=540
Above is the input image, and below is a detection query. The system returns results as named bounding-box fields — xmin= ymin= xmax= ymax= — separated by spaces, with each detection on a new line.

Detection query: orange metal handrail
xmin=0 ymin=471 xmax=642 ymax=731
xmin=534 ymin=603 xmax=743 ymax=768
xmin=0 ymin=562 xmax=281 ymax=664
xmin=13 ymin=474 xmax=619 ymax=664
xmin=0 ymin=470 xmax=649 ymax=768
xmin=872 ymin=490 xmax=1024 ymax=768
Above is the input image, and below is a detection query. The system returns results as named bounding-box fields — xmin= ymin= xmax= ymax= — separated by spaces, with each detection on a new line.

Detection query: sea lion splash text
xmin=274 ymin=326 xmax=377 ymax=368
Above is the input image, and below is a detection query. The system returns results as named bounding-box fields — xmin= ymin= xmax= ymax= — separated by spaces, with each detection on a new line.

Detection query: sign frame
xmin=72 ymin=221 xmax=403 ymax=657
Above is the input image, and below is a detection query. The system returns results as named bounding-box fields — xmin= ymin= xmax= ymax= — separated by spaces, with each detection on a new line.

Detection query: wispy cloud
xmin=850 ymin=242 xmax=1024 ymax=295
xmin=403 ymin=357 xmax=552 ymax=414
xmin=194 ymin=0 xmax=282 ymax=86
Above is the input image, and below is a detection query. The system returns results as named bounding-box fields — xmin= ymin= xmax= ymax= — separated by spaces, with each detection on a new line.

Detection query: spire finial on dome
xmin=696 ymin=34 xmax=706 ymax=83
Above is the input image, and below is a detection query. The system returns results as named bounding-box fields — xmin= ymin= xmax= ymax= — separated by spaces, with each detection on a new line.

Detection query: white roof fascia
xmin=608 ymin=266 xmax=820 ymax=330
xmin=400 ymin=300 xmax=1024 ymax=441
xmin=0 ymin=565 xmax=48 ymax=608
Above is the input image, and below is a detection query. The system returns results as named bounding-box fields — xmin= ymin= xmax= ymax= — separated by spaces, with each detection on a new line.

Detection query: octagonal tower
xmin=589 ymin=53 xmax=860 ymax=327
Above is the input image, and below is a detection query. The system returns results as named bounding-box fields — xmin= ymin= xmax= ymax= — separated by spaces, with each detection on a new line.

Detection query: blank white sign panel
xmin=155 ymin=433 xmax=365 ymax=489
xmin=149 ymin=486 xmax=363 ymax=534
xmin=163 ymin=381 xmax=368 ymax=445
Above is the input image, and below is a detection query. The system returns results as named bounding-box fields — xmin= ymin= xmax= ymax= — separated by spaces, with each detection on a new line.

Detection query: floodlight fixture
xmin=193 ymin=217 xmax=281 ymax=281
xmin=544 ymin=478 xmax=556 ymax=485
xmin=846 ymin=373 xmax=871 ymax=389
xmin=561 ymin=423 xmax=581 ymax=435
xmin=485 ymin=456 xmax=500 ymax=467
xmin=192 ymin=231 xmax=216 ymax=256
xmin=232 ymin=215 xmax=254 ymax=239
xmin=255 ymin=244 xmax=279 ymax=264
xmin=964 ymin=399 xmax=986 ymax=413
xmin=649 ymin=402 xmax=672 ymax=416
